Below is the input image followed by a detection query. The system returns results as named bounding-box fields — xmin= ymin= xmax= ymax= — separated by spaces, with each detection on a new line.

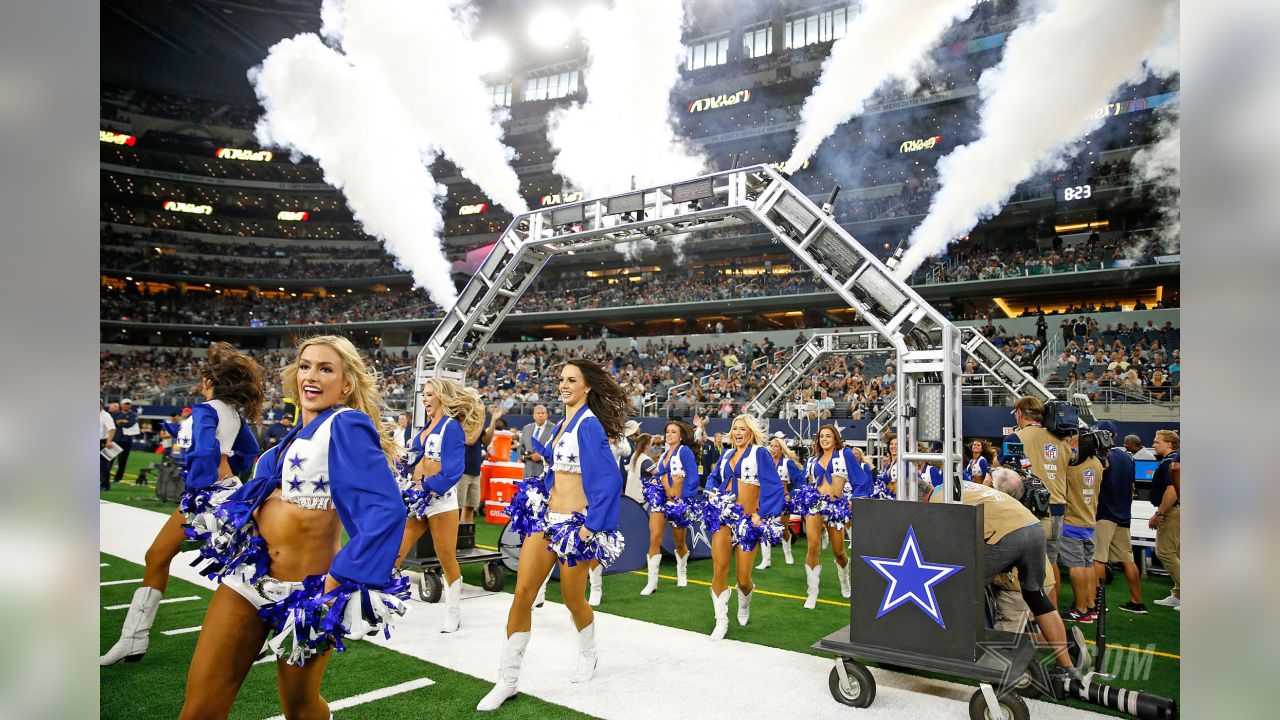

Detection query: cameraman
xmin=1060 ymin=434 xmax=1103 ymax=622
xmin=1005 ymin=396 xmax=1072 ymax=606
xmin=923 ymin=470 xmax=1078 ymax=682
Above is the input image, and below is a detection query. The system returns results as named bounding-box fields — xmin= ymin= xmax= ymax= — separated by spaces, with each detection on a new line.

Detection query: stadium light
xmin=528 ymin=6 xmax=572 ymax=49
xmin=474 ymin=35 xmax=511 ymax=75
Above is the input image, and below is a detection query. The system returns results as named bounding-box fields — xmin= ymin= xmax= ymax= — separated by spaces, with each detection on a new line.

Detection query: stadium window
xmin=742 ymin=23 xmax=772 ymax=59
xmin=488 ymin=82 xmax=512 ymax=108
xmin=522 ymin=70 xmax=579 ymax=101
xmin=685 ymin=35 xmax=729 ymax=71
xmin=785 ymin=6 xmax=848 ymax=49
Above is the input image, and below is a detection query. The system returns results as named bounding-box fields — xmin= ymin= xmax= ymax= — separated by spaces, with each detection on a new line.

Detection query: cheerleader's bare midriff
xmin=254 ymin=489 xmax=343 ymax=582
xmin=548 ymin=471 xmax=588 ymax=516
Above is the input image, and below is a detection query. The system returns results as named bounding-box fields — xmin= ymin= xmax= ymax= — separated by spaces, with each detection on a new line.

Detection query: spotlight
xmin=528 ymin=6 xmax=572 ymax=49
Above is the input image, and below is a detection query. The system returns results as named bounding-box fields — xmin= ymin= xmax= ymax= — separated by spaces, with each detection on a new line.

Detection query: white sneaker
xmin=1153 ymin=594 xmax=1180 ymax=608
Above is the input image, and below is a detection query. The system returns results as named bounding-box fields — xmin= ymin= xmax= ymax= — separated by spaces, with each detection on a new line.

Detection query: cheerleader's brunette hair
xmin=563 ymin=358 xmax=627 ymax=441
xmin=201 ymin=342 xmax=266 ymax=423
xmin=666 ymin=420 xmax=701 ymax=464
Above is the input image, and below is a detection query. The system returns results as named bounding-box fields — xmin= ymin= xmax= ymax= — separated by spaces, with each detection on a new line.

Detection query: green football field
xmin=100 ymin=454 xmax=1180 ymax=718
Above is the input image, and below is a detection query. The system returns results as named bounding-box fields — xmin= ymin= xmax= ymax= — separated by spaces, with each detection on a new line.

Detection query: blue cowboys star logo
xmin=861 ymin=525 xmax=964 ymax=628
xmin=311 ymin=476 xmax=328 ymax=492
xmin=288 ymin=454 xmax=306 ymax=471
xmin=287 ymin=476 xmax=304 ymax=491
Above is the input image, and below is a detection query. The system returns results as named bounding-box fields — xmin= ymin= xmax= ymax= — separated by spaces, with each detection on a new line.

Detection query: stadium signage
xmin=459 ymin=203 xmax=488 ymax=216
xmin=100 ymin=130 xmax=137 ymax=146
xmin=1058 ymin=184 xmax=1093 ymax=202
xmin=162 ymin=200 xmax=213 ymax=215
xmin=215 ymin=147 xmax=274 ymax=162
xmin=277 ymin=210 xmax=310 ymax=221
xmin=900 ymin=135 xmax=942 ymax=153
xmin=540 ymin=192 xmax=584 ymax=207
xmin=687 ymin=89 xmax=751 ymax=113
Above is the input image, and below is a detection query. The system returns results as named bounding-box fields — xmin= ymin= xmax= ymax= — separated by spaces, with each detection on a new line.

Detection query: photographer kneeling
xmin=919 ymin=469 xmax=1079 ymax=684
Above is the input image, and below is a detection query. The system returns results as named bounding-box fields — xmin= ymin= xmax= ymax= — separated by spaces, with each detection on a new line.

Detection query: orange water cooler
xmin=482 ymin=459 xmax=523 ymax=525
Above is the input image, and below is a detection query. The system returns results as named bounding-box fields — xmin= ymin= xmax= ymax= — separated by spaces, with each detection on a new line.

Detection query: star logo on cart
xmin=861 ymin=525 xmax=963 ymax=628
xmin=975 ymin=620 xmax=1060 ymax=700
xmin=1042 ymin=444 xmax=1058 ymax=461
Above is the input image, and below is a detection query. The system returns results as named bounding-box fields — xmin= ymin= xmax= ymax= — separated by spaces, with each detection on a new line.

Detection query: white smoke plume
xmin=548 ymin=0 xmax=706 ymax=201
xmin=896 ymin=0 xmax=1176 ymax=277
xmin=1132 ymin=104 xmax=1180 ymax=251
xmin=250 ymin=34 xmax=456 ymax=308
xmin=784 ymin=0 xmax=978 ymax=174
xmin=320 ymin=0 xmax=527 ymax=214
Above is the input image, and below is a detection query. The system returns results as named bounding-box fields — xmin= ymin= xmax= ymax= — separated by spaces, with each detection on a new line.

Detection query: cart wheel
xmin=482 ymin=561 xmax=506 ymax=592
xmin=828 ymin=660 xmax=876 ymax=708
xmin=968 ymin=689 xmax=1029 ymax=720
xmin=418 ymin=572 xmax=443 ymax=603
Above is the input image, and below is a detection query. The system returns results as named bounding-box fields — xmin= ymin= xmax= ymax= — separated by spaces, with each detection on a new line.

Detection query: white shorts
xmin=223 ymin=572 xmax=304 ymax=609
xmin=422 ymin=487 xmax=460 ymax=519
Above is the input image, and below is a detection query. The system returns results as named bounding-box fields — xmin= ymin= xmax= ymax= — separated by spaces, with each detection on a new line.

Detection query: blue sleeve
xmin=422 ymin=420 xmax=466 ymax=495
xmin=184 ymin=404 xmax=222 ymax=491
xmin=227 ymin=419 xmax=261 ymax=476
xmin=846 ymin=449 xmax=873 ymax=497
xmin=579 ymin=418 xmax=622 ymax=533
xmin=786 ymin=459 xmax=803 ymax=483
xmin=161 ymin=422 xmax=180 ymax=437
xmin=979 ymin=457 xmax=990 ymax=477
xmin=928 ymin=465 xmax=944 ymax=488
xmin=327 ymin=411 xmax=406 ymax=588
xmin=756 ymin=447 xmax=784 ymax=517
xmin=678 ymin=445 xmax=701 ymax=499
xmin=222 ymin=445 xmax=281 ymax=509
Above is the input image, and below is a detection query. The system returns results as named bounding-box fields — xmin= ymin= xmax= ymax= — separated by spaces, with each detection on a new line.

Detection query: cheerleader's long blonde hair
xmin=281 ymin=335 xmax=397 ymax=464
xmin=423 ymin=377 xmax=485 ymax=441
xmin=732 ymin=413 xmax=768 ymax=448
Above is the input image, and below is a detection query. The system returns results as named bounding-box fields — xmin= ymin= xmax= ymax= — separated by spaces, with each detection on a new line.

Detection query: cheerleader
xmin=477 ymin=359 xmax=627 ymax=712
xmin=877 ymin=435 xmax=900 ymax=497
xmin=761 ymin=436 xmax=803 ymax=567
xmin=624 ymin=432 xmax=656 ymax=504
xmin=703 ymin=414 xmax=784 ymax=640
xmin=793 ymin=425 xmax=870 ymax=608
xmin=101 ymin=342 xmax=263 ymax=667
xmin=963 ymin=438 xmax=994 ymax=483
xmin=918 ymin=442 xmax=944 ymax=490
xmin=178 ymin=336 xmax=408 ymax=720
xmin=395 ymin=378 xmax=484 ymax=633
xmin=640 ymin=421 xmax=702 ymax=594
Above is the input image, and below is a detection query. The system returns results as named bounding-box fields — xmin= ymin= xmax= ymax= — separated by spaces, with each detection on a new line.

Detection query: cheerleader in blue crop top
xmin=793 ymin=425 xmax=860 ymax=608
xmin=479 ymin=359 xmax=627 ymax=712
xmin=102 ymin=342 xmax=263 ymax=668
xmin=394 ymin=377 xmax=485 ymax=633
xmin=700 ymin=414 xmax=784 ymax=641
xmin=639 ymin=420 xmax=702 ymax=595
xmin=765 ymin=436 xmax=804 ymax=567
xmin=963 ymin=439 xmax=994 ymax=483
xmin=179 ymin=336 xmax=408 ymax=720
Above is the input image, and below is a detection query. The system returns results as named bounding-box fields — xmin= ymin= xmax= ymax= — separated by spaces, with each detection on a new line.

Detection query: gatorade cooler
xmin=483 ymin=460 xmax=523 ymax=525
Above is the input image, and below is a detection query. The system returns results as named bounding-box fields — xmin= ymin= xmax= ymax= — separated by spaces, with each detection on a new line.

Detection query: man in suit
xmin=394 ymin=412 xmax=413 ymax=448
xmin=520 ymin=405 xmax=553 ymax=478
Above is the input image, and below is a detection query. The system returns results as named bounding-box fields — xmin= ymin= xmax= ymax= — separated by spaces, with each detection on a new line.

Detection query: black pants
xmin=111 ymin=438 xmax=132 ymax=483
xmin=100 ymin=440 xmax=111 ymax=490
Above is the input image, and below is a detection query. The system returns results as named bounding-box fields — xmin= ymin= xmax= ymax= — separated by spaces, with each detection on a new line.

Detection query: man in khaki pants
xmin=1148 ymin=430 xmax=1181 ymax=610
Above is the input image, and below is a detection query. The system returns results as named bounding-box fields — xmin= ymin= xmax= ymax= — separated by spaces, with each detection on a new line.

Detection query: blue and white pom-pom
xmin=505 ymin=477 xmax=550 ymax=539
xmin=701 ymin=489 xmax=741 ymax=536
xmin=870 ymin=477 xmax=896 ymax=500
xmin=788 ymin=483 xmax=821 ymax=517
xmin=733 ymin=513 xmax=784 ymax=552
xmin=180 ymin=477 xmax=243 ymax=531
xmin=641 ymin=479 xmax=667 ymax=512
xmin=186 ymin=498 xmax=270 ymax=583
xmin=544 ymin=513 xmax=626 ymax=568
xmin=662 ymin=496 xmax=703 ymax=529
xmin=402 ymin=483 xmax=443 ymax=519
xmin=817 ymin=494 xmax=853 ymax=528
xmin=258 ymin=573 xmax=411 ymax=667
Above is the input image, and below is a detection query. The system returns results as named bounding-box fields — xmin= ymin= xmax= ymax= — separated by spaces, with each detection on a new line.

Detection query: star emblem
xmin=566 ymin=453 xmax=577 ymax=463
xmin=861 ymin=525 xmax=963 ymax=628
xmin=311 ymin=476 xmax=329 ymax=492
xmin=976 ymin=627 xmax=1060 ymax=701
xmin=287 ymin=477 xmax=304 ymax=491
xmin=557 ymin=439 xmax=567 ymax=448
xmin=288 ymin=454 xmax=305 ymax=471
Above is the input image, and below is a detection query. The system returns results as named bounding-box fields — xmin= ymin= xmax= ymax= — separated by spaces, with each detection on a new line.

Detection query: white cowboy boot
xmin=440 ymin=577 xmax=462 ymax=633
xmin=835 ymin=558 xmax=851 ymax=599
xmin=737 ymin=586 xmax=754 ymax=626
xmin=534 ymin=574 xmax=550 ymax=608
xmin=675 ymin=551 xmax=690 ymax=587
xmin=587 ymin=565 xmax=603 ymax=607
xmin=572 ymin=622 xmax=598 ymax=683
xmin=476 ymin=631 xmax=530 ymax=711
xmin=710 ymin=587 xmax=731 ymax=640
xmin=804 ymin=564 xmax=822 ymax=609
xmin=100 ymin=586 xmax=162 ymax=665
xmin=781 ymin=536 xmax=794 ymax=564
xmin=755 ymin=544 xmax=772 ymax=570
xmin=639 ymin=554 xmax=661 ymax=596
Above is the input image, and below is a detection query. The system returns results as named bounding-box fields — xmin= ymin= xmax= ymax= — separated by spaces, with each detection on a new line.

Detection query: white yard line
xmin=261 ymin=678 xmax=435 ymax=720
xmin=161 ymin=626 xmax=203 ymax=636
xmin=100 ymin=578 xmax=143 ymax=586
xmin=102 ymin=500 xmax=1107 ymax=720
xmin=105 ymin=596 xmax=200 ymax=611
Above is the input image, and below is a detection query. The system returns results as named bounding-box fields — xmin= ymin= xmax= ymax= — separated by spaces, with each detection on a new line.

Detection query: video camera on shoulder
xmin=999 ymin=441 xmax=1052 ymax=517
xmin=1042 ymin=399 xmax=1079 ymax=437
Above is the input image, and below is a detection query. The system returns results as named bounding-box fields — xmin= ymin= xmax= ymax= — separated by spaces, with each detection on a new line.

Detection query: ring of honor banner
xmin=849 ymin=499 xmax=984 ymax=662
